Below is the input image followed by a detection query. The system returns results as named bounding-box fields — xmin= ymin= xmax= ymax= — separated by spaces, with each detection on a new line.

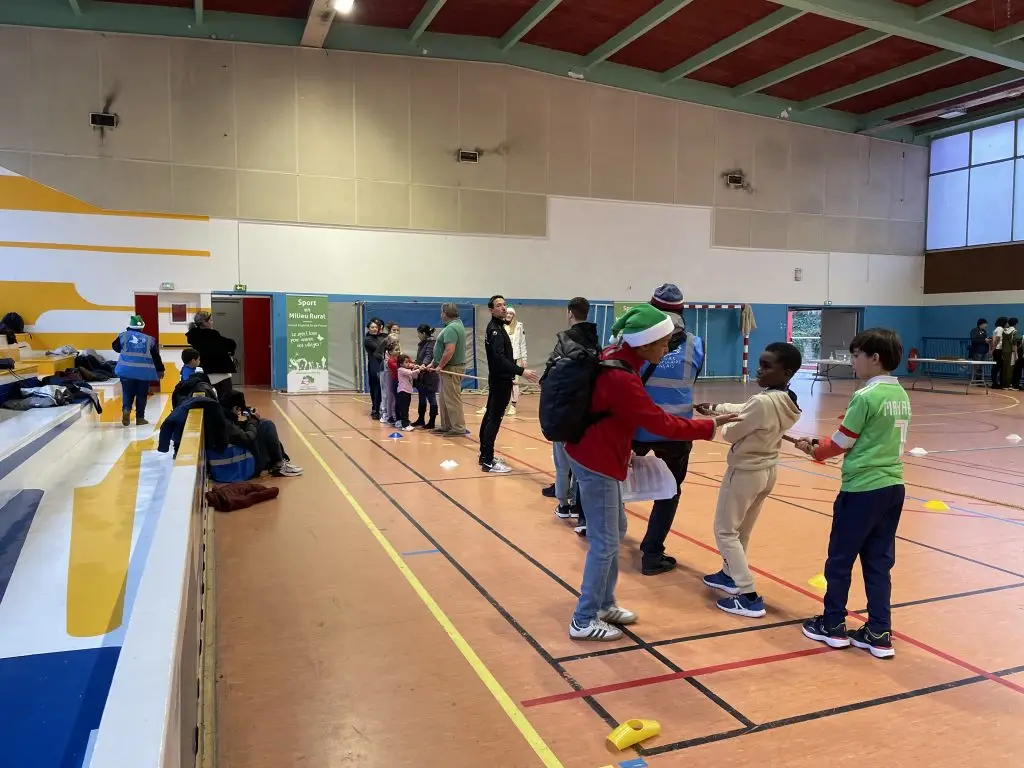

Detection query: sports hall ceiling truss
xmin=5 ymin=0 xmax=1024 ymax=139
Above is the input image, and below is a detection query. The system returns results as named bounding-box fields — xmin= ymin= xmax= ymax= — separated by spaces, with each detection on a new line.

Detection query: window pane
xmin=930 ymin=132 xmax=969 ymax=173
xmin=927 ymin=169 xmax=968 ymax=249
xmin=1018 ymin=119 xmax=1024 ymax=157
xmin=967 ymin=160 xmax=1014 ymax=246
xmin=971 ymin=121 xmax=1015 ymax=165
xmin=1014 ymin=159 xmax=1024 ymax=240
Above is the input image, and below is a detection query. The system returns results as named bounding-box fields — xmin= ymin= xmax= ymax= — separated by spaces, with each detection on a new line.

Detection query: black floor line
xmin=642 ymin=662 xmax=1024 ymax=756
xmin=310 ymin=400 xmax=755 ymax=728
xmin=689 ymin=469 xmax=1024 ymax=580
xmin=292 ymin=402 xmax=628 ymax=740
xmin=304 ymin=399 xmax=1022 ymax=758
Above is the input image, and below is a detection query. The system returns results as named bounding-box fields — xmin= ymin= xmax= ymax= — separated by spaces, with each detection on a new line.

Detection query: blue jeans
xmin=553 ymin=442 xmax=572 ymax=505
xmin=569 ymin=457 xmax=627 ymax=625
xmin=121 ymin=377 xmax=151 ymax=419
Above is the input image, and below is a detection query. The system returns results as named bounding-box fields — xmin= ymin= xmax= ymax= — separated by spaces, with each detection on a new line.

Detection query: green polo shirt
xmin=435 ymin=318 xmax=466 ymax=366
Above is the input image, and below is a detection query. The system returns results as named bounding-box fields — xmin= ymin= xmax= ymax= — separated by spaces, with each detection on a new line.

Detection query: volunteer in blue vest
xmin=633 ymin=284 xmax=704 ymax=576
xmin=112 ymin=314 xmax=165 ymax=427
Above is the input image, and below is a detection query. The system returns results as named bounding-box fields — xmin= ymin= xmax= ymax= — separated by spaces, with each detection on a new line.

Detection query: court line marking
xmin=293 ymin=402 xmax=633 ymax=741
xmin=310 ymin=399 xmax=754 ymax=730
xmin=273 ymin=401 xmax=566 ymax=768
xmin=479 ymin=426 xmax=1024 ymax=698
xmin=522 ymin=647 xmax=835 ymax=707
xmin=643 ymin=663 xmax=1024 ymax=756
xmin=402 ymin=549 xmax=441 ymax=557
xmin=309 ymin=397 xmax=1024 ymax=749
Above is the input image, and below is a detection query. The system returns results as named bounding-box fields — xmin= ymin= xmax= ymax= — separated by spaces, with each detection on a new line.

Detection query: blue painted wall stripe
xmin=0 ymin=489 xmax=44 ymax=605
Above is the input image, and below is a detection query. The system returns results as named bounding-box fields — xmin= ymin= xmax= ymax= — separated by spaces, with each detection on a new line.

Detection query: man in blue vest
xmin=112 ymin=314 xmax=165 ymax=427
xmin=632 ymin=284 xmax=704 ymax=575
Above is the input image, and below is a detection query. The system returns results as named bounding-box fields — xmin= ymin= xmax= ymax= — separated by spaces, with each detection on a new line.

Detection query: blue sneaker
xmin=716 ymin=594 xmax=766 ymax=618
xmin=703 ymin=570 xmax=740 ymax=595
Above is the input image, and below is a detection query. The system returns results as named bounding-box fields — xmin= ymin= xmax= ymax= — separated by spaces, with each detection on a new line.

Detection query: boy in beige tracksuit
xmin=696 ymin=342 xmax=803 ymax=618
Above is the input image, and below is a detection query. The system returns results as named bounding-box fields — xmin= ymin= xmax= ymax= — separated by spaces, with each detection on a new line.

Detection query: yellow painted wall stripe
xmin=0 ymin=175 xmax=208 ymax=221
xmin=273 ymin=401 xmax=564 ymax=768
xmin=0 ymin=241 xmax=210 ymax=257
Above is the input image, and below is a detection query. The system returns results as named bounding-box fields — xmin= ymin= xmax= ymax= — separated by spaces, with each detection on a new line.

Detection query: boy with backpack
xmin=541 ymin=304 xmax=735 ymax=641
xmin=696 ymin=342 xmax=803 ymax=618
xmin=796 ymin=328 xmax=910 ymax=659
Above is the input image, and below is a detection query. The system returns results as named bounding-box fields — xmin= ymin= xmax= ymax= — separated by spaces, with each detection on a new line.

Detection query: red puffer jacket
xmin=566 ymin=344 xmax=716 ymax=480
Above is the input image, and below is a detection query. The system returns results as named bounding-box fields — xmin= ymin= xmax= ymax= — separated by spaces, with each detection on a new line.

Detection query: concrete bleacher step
xmin=0 ymin=405 xmax=94 ymax=479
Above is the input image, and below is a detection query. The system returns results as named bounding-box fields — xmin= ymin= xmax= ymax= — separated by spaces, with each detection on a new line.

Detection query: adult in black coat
xmin=185 ymin=310 xmax=237 ymax=403
xmin=412 ymin=324 xmax=440 ymax=429
xmin=363 ymin=317 xmax=386 ymax=419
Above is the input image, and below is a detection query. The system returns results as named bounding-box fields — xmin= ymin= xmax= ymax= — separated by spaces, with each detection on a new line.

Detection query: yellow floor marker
xmin=924 ymin=500 xmax=950 ymax=511
xmin=808 ymin=573 xmax=828 ymax=590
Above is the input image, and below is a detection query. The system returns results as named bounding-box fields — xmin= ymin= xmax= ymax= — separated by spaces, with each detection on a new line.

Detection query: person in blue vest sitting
xmin=112 ymin=314 xmax=165 ymax=427
xmin=632 ymin=284 xmax=704 ymax=576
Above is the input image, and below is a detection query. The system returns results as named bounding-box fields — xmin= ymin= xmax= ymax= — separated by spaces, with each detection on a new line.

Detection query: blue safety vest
xmin=115 ymin=329 xmax=159 ymax=381
xmin=634 ymin=332 xmax=705 ymax=442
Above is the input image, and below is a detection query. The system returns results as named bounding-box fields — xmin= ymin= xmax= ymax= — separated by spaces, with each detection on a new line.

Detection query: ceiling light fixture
xmin=937 ymin=109 xmax=967 ymax=119
xmin=332 ymin=0 xmax=354 ymax=14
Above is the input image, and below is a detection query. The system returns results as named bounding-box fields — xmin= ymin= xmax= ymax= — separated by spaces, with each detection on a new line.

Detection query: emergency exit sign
xmin=234 ymin=284 xmax=247 ymax=292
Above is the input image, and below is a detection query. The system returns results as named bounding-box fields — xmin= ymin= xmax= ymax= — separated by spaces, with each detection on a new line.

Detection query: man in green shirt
xmin=796 ymin=328 xmax=910 ymax=661
xmin=430 ymin=302 xmax=468 ymax=436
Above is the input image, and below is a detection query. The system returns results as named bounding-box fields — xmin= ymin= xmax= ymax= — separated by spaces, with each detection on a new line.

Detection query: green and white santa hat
xmin=128 ymin=314 xmax=146 ymax=329
xmin=611 ymin=304 xmax=675 ymax=348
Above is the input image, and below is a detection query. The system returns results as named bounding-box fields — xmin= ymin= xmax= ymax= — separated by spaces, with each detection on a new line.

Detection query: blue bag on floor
xmin=207 ymin=445 xmax=256 ymax=483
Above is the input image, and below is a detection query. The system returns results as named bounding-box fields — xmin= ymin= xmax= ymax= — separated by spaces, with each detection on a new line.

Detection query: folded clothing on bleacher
xmin=39 ymin=376 xmax=101 ymax=413
xmin=158 ymin=397 xmax=229 ymax=457
xmin=1 ymin=384 xmax=74 ymax=410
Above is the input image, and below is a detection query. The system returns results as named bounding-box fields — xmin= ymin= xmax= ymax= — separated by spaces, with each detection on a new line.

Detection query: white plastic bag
xmin=620 ymin=455 xmax=677 ymax=502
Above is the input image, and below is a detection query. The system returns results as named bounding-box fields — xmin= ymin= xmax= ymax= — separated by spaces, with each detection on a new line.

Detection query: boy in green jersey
xmin=795 ymin=328 xmax=910 ymax=659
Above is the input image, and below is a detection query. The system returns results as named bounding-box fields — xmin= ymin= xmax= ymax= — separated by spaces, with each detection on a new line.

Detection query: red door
xmin=134 ymin=294 xmax=160 ymax=346
xmin=242 ymin=296 xmax=272 ymax=387
xmin=133 ymin=293 xmax=160 ymax=392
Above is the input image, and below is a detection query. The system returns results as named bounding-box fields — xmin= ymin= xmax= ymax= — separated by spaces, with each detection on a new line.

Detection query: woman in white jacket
xmin=505 ymin=306 xmax=527 ymax=416
xmin=477 ymin=306 xmax=529 ymax=416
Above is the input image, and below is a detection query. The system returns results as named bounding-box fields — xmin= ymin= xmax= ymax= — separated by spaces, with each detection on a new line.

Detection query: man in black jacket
xmin=480 ymin=295 xmax=538 ymax=473
xmin=544 ymin=297 xmax=597 ymax=532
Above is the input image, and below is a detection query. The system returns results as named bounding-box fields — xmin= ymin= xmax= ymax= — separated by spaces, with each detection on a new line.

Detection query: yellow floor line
xmin=273 ymin=400 xmax=564 ymax=768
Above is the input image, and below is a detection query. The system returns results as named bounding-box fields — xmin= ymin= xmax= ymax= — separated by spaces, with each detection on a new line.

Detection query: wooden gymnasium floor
xmin=215 ymin=377 xmax=1024 ymax=768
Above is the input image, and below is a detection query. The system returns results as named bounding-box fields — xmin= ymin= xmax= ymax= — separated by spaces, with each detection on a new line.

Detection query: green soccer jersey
xmin=834 ymin=375 xmax=911 ymax=492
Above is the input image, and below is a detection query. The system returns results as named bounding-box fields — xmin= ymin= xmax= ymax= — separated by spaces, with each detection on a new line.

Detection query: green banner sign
xmin=286 ymin=295 xmax=329 ymax=393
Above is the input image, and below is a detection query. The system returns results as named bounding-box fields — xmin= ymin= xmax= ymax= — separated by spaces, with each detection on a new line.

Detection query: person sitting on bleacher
xmin=180 ymin=348 xmax=200 ymax=380
xmin=112 ymin=314 xmax=164 ymax=427
xmin=225 ymin=391 xmax=303 ymax=478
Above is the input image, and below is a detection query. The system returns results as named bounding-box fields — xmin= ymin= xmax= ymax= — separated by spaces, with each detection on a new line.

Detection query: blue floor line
xmin=0 ymin=489 xmax=44 ymax=606
xmin=402 ymin=549 xmax=440 ymax=556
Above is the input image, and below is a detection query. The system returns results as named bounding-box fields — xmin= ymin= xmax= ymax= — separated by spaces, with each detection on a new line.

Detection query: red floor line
xmin=520 ymin=646 xmax=835 ymax=708
xmin=324 ymin=402 xmax=1024 ymax=699
xmin=486 ymin=426 xmax=1024 ymax=699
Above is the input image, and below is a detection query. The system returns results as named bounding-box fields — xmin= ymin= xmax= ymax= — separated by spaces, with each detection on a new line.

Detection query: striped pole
xmin=742 ymin=334 xmax=749 ymax=383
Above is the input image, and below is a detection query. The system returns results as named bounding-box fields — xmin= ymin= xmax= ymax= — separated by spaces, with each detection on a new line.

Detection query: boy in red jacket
xmin=566 ymin=305 xmax=736 ymax=641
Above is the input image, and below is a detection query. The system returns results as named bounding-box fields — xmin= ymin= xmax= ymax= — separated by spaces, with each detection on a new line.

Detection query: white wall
xmin=234 ymin=197 xmax=923 ymax=306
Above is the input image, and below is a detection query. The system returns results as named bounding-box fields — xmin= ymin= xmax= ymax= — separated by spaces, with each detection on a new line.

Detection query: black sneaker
xmin=801 ymin=615 xmax=851 ymax=648
xmin=641 ymin=554 xmax=677 ymax=576
xmin=554 ymin=504 xmax=576 ymax=519
xmin=541 ymin=484 xmax=556 ymax=498
xmin=573 ymin=523 xmax=587 ymax=537
xmin=849 ymin=625 xmax=895 ymax=659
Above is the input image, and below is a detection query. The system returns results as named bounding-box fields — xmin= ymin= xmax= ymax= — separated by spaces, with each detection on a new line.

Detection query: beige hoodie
xmin=712 ymin=389 xmax=802 ymax=470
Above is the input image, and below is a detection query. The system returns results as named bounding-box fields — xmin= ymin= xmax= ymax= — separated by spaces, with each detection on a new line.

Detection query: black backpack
xmin=539 ymin=336 xmax=656 ymax=444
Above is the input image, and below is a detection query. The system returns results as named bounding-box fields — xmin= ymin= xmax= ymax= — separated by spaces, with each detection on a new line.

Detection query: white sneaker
xmin=404 ymin=424 xmax=415 ymax=432
xmin=283 ymin=462 xmax=304 ymax=475
xmin=598 ymin=606 xmax=638 ymax=625
xmin=273 ymin=463 xmax=303 ymax=477
xmin=506 ymin=405 xmax=517 ymax=416
xmin=379 ymin=416 xmax=388 ymax=423
xmin=482 ymin=458 xmax=512 ymax=474
xmin=569 ymin=618 xmax=623 ymax=641
xmin=476 ymin=406 xmax=487 ymax=414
